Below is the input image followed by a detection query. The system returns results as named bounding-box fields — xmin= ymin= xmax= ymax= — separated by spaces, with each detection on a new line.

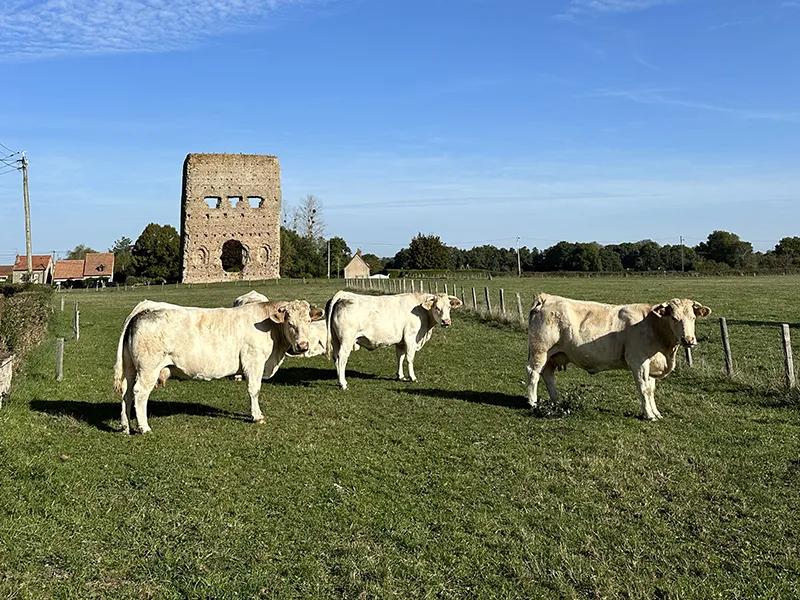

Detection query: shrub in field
xmin=0 ymin=284 xmax=54 ymax=361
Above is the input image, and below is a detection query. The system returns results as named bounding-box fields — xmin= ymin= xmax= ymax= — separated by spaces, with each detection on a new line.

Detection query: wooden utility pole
xmin=21 ymin=153 xmax=33 ymax=282
xmin=516 ymin=236 xmax=522 ymax=277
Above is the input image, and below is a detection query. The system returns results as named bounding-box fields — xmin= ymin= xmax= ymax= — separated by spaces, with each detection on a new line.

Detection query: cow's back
xmin=331 ymin=292 xmax=424 ymax=348
xmin=529 ymin=294 xmax=650 ymax=372
xmin=128 ymin=303 xmax=277 ymax=379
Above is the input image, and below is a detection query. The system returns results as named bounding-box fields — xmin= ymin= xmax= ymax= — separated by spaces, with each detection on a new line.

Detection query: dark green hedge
xmin=0 ymin=284 xmax=54 ymax=360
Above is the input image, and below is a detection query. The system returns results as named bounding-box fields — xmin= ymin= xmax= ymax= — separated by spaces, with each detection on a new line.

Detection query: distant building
xmin=53 ymin=253 xmax=116 ymax=286
xmin=83 ymin=252 xmax=115 ymax=283
xmin=12 ymin=255 xmax=53 ymax=284
xmin=0 ymin=264 xmax=12 ymax=282
xmin=344 ymin=249 xmax=370 ymax=279
xmin=52 ymin=260 xmax=87 ymax=285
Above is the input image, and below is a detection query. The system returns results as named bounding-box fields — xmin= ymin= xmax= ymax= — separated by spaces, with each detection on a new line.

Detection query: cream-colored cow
xmin=326 ymin=291 xmax=463 ymax=390
xmin=526 ymin=294 xmax=711 ymax=420
xmin=114 ymin=300 xmax=324 ymax=433
xmin=233 ymin=290 xmax=269 ymax=307
xmin=233 ymin=290 xmax=327 ymax=358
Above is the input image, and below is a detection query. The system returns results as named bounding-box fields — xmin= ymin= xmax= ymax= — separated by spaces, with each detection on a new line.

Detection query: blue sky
xmin=1 ymin=0 xmax=799 ymax=263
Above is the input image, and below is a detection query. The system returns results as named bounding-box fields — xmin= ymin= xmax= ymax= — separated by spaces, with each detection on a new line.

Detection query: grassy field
xmin=1 ymin=277 xmax=799 ymax=599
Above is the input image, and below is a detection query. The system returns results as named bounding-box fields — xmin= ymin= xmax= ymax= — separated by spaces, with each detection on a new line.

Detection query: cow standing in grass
xmin=326 ymin=291 xmax=463 ymax=390
xmin=114 ymin=300 xmax=324 ymax=433
xmin=526 ymin=294 xmax=711 ymax=420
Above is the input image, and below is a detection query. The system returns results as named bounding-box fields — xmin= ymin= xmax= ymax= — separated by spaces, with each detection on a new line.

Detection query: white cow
xmin=233 ymin=290 xmax=327 ymax=358
xmin=114 ymin=300 xmax=324 ymax=433
xmin=114 ymin=300 xmax=186 ymax=392
xmin=233 ymin=290 xmax=269 ymax=307
xmin=526 ymin=294 xmax=711 ymax=420
xmin=326 ymin=291 xmax=463 ymax=390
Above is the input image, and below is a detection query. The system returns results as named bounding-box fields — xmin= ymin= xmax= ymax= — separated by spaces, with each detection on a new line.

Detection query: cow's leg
xmin=631 ymin=363 xmax=657 ymax=421
xmin=242 ymin=360 xmax=267 ymax=423
xmin=647 ymin=378 xmax=662 ymax=419
xmin=526 ymin=352 xmax=548 ymax=409
xmin=334 ymin=338 xmax=353 ymax=390
xmin=404 ymin=339 xmax=419 ymax=382
xmin=541 ymin=361 xmax=560 ymax=403
xmin=121 ymin=367 xmax=136 ymax=435
xmin=395 ymin=343 xmax=407 ymax=381
xmin=132 ymin=372 xmax=158 ymax=433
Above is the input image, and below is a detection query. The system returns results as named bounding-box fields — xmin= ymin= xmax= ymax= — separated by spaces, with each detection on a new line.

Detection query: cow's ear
xmin=652 ymin=302 xmax=670 ymax=317
xmin=309 ymin=306 xmax=325 ymax=321
xmin=421 ymin=295 xmax=436 ymax=310
xmin=448 ymin=295 xmax=463 ymax=308
xmin=269 ymin=307 xmax=286 ymax=323
xmin=693 ymin=303 xmax=711 ymax=318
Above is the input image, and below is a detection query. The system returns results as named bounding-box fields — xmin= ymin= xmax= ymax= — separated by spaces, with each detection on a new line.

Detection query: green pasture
xmin=1 ymin=276 xmax=798 ymax=599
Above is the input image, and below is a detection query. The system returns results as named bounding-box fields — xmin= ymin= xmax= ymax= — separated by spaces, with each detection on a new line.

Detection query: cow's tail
xmin=113 ymin=301 xmax=149 ymax=394
xmin=113 ymin=323 xmax=128 ymax=395
xmin=528 ymin=293 xmax=547 ymax=325
xmin=325 ymin=291 xmax=347 ymax=360
xmin=325 ymin=295 xmax=336 ymax=360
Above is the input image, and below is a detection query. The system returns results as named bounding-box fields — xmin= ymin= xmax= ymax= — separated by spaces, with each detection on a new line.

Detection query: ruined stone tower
xmin=180 ymin=153 xmax=281 ymax=283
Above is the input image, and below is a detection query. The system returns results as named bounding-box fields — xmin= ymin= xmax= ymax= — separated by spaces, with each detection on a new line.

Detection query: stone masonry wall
xmin=181 ymin=153 xmax=281 ymax=283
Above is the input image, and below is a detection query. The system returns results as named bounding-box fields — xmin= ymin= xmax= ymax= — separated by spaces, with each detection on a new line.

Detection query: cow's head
xmin=421 ymin=293 xmax=464 ymax=328
xmin=268 ymin=300 xmax=325 ymax=355
xmin=651 ymin=298 xmax=711 ymax=348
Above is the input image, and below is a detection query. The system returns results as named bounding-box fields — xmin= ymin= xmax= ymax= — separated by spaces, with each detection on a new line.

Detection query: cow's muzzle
xmin=441 ymin=320 xmax=451 ymax=328
xmin=681 ymin=336 xmax=697 ymax=347
xmin=286 ymin=341 xmax=309 ymax=355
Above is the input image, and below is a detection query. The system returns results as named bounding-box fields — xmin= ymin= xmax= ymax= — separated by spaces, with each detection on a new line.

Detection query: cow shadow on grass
xmin=400 ymin=388 xmax=530 ymax=410
xmin=29 ymin=399 xmax=243 ymax=433
xmin=269 ymin=366 xmax=380 ymax=387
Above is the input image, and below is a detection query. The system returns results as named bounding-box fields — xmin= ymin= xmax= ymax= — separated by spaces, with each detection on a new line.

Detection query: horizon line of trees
xmin=384 ymin=231 xmax=800 ymax=274
xmin=74 ymin=193 xmax=800 ymax=282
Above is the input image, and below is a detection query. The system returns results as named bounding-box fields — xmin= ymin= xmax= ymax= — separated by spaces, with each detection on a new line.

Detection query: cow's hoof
xmin=139 ymin=427 xmax=152 ymax=434
xmin=121 ymin=428 xmax=131 ymax=435
xmin=253 ymin=417 xmax=266 ymax=425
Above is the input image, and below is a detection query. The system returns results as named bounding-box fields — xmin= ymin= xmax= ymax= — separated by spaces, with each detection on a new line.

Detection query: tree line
xmin=383 ymin=231 xmax=800 ymax=274
xmin=76 ymin=193 xmax=800 ymax=283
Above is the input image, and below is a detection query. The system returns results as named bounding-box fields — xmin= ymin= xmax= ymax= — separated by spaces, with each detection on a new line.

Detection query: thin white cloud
xmin=556 ymin=0 xmax=686 ymax=19
xmin=0 ymin=0 xmax=313 ymax=60
xmin=632 ymin=52 xmax=661 ymax=72
xmin=581 ymin=88 xmax=800 ymax=123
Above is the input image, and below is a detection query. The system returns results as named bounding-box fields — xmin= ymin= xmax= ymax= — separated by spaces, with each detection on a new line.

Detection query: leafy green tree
xmin=695 ymin=231 xmax=753 ymax=268
xmin=66 ymin=244 xmax=98 ymax=260
xmin=519 ymin=246 xmax=540 ymax=272
xmin=540 ymin=241 xmax=574 ymax=271
xmin=660 ymin=244 xmax=696 ymax=271
xmin=571 ymin=243 xmax=603 ymax=272
xmin=280 ymin=227 xmax=325 ymax=278
xmin=109 ymin=237 xmax=135 ymax=282
xmin=385 ymin=248 xmax=412 ymax=271
xmin=407 ymin=233 xmax=450 ymax=270
xmin=774 ymin=237 xmax=800 ymax=261
xmin=361 ymin=253 xmax=384 ymax=275
xmin=599 ymin=246 xmax=624 ymax=272
xmin=328 ymin=237 xmax=351 ymax=277
xmin=132 ymin=223 xmax=180 ymax=282
xmin=634 ymin=241 xmax=663 ymax=271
